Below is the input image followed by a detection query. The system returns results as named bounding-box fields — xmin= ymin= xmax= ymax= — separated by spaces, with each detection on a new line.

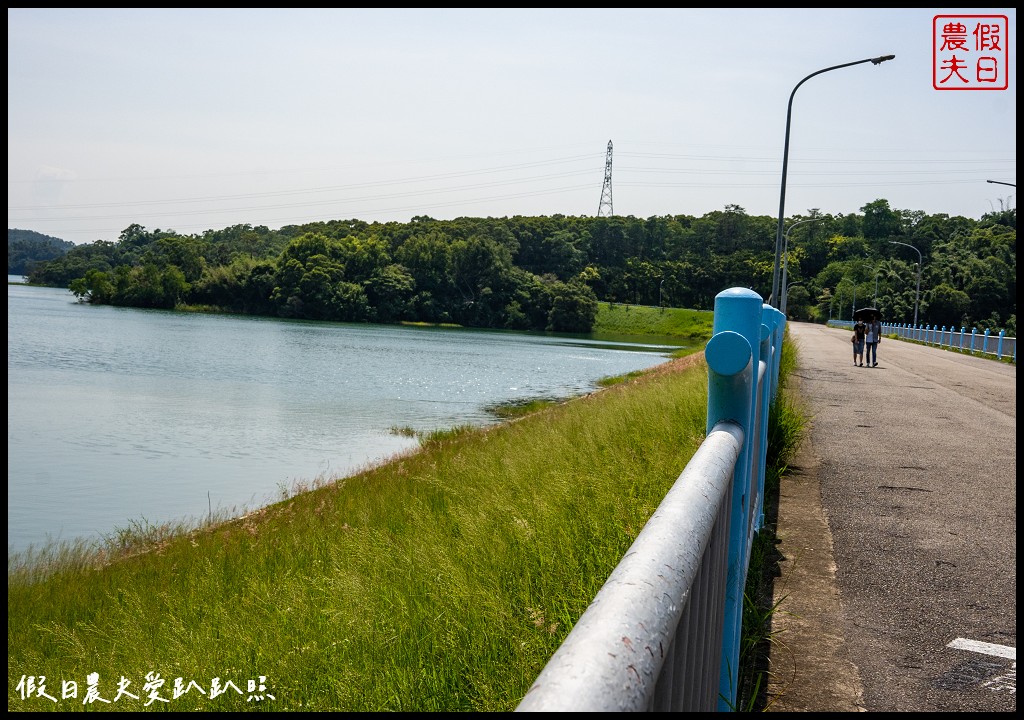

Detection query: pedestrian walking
xmin=852 ymin=318 xmax=866 ymax=366
xmin=865 ymin=313 xmax=882 ymax=367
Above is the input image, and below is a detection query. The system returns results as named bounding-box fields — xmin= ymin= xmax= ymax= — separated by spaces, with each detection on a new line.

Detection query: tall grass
xmin=736 ymin=330 xmax=808 ymax=711
xmin=9 ymin=356 xmax=710 ymax=712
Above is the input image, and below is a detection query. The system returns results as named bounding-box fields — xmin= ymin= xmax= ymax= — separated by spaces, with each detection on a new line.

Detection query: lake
xmin=7 ymin=281 xmax=683 ymax=556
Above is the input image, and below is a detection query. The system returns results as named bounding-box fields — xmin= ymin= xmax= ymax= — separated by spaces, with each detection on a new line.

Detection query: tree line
xmin=8 ymin=228 xmax=75 ymax=276
xmin=15 ymin=199 xmax=1017 ymax=335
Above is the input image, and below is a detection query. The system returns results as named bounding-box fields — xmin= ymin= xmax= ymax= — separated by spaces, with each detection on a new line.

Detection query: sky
xmin=7 ymin=8 xmax=1017 ymax=245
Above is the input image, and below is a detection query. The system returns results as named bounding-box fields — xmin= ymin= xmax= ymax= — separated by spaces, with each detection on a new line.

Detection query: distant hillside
xmin=8 ymin=228 xmax=74 ymax=276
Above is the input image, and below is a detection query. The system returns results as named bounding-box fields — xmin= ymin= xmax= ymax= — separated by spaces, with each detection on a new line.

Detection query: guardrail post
xmin=970 ymin=328 xmax=977 ymax=352
xmin=960 ymin=327 xmax=966 ymax=351
xmin=983 ymin=328 xmax=991 ymax=354
xmin=707 ymin=287 xmax=762 ymax=711
xmin=758 ymin=305 xmax=781 ymax=530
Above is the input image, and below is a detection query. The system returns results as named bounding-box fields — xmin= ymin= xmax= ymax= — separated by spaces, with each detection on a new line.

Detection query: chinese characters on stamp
xmin=933 ymin=15 xmax=1009 ymax=90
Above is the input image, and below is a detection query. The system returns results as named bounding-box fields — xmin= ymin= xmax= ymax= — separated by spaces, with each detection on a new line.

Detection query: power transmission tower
xmin=597 ymin=140 xmax=613 ymax=217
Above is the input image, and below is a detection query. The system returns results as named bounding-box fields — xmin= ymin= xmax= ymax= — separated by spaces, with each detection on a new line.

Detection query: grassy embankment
xmin=8 ymin=303 xmax=802 ymax=712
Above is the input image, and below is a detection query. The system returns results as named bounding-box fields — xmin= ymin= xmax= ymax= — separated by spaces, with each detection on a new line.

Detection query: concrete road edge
xmin=764 ymin=371 xmax=866 ymax=712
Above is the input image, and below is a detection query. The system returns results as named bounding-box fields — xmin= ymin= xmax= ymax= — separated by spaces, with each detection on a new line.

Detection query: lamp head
xmin=871 ymin=54 xmax=896 ymax=65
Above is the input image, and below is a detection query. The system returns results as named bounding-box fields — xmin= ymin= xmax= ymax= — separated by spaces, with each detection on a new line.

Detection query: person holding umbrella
xmin=865 ymin=312 xmax=882 ymax=366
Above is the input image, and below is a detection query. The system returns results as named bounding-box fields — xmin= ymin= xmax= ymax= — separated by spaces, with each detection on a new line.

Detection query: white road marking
xmin=947 ymin=637 xmax=1016 ymax=661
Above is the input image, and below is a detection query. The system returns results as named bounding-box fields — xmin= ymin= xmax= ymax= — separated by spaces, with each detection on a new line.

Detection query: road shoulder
xmin=764 ymin=376 xmax=866 ymax=712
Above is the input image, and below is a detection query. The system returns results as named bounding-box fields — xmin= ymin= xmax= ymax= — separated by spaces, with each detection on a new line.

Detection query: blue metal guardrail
xmin=516 ymin=288 xmax=784 ymax=712
xmin=829 ymin=320 xmax=1016 ymax=363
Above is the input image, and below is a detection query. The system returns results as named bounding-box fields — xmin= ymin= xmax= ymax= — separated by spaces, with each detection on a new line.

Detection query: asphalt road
xmin=766 ymin=321 xmax=1016 ymax=712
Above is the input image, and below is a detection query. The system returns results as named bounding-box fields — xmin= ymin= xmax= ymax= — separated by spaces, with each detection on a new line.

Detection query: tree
xmin=860 ymin=199 xmax=902 ymax=242
xmin=364 ymin=264 xmax=416 ymax=323
xmin=515 ymin=229 xmax=585 ymax=279
xmin=113 ymin=264 xmax=188 ymax=309
xmin=965 ymin=274 xmax=1008 ymax=326
xmin=69 ymin=268 xmax=114 ymax=304
xmin=395 ymin=231 xmax=454 ymax=320
xmin=785 ymin=285 xmax=811 ymax=320
xmin=547 ymin=280 xmax=598 ymax=333
xmin=926 ymin=283 xmax=971 ymax=327
xmin=8 ymin=229 xmax=74 ymax=275
xmin=143 ymin=235 xmax=208 ymax=282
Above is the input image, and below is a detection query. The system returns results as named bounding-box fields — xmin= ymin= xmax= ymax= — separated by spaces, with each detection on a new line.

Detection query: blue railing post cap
xmin=705 ymin=331 xmax=751 ymax=377
xmin=715 ymin=287 xmax=763 ymax=302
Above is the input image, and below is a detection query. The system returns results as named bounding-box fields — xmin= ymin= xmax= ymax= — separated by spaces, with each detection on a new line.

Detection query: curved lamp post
xmin=779 ymin=218 xmax=819 ymax=315
xmin=889 ymin=240 xmax=922 ymax=326
xmin=782 ymin=281 xmax=803 ymax=317
xmin=986 ymin=180 xmax=1016 ymax=187
xmin=771 ymin=54 xmax=896 ymax=307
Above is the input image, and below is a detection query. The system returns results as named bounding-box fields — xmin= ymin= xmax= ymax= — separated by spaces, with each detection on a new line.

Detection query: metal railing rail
xmin=517 ymin=288 xmax=783 ymax=712
xmin=829 ymin=320 xmax=1016 ymax=362
xmin=884 ymin=323 xmax=1016 ymax=362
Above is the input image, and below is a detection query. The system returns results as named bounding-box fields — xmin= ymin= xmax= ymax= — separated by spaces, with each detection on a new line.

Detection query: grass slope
xmin=9 ymin=307 xmax=801 ymax=713
xmin=9 ymin=355 xmax=712 ymax=711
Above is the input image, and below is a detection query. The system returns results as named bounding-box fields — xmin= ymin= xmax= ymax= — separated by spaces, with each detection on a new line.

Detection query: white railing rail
xmin=517 ymin=288 xmax=784 ymax=712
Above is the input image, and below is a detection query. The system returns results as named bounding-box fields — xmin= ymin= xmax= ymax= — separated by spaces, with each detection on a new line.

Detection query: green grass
xmin=482 ymin=397 xmax=561 ymax=420
xmin=736 ymin=330 xmax=808 ymax=712
xmin=9 ymin=349 xmax=711 ymax=712
xmin=592 ymin=302 xmax=714 ymax=341
xmin=9 ymin=306 xmax=796 ymax=713
xmin=595 ymin=370 xmax=648 ymax=388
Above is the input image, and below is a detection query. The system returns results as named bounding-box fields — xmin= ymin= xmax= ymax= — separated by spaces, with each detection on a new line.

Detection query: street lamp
xmin=873 ymin=268 xmax=883 ymax=305
xmin=986 ymin=180 xmax=1016 ymax=187
xmin=771 ymin=54 xmax=896 ymax=307
xmin=889 ymin=240 xmax=922 ymax=326
xmin=780 ymin=218 xmax=819 ymax=314
xmin=659 ymin=279 xmax=664 ymax=308
xmin=782 ymin=281 xmax=803 ymax=317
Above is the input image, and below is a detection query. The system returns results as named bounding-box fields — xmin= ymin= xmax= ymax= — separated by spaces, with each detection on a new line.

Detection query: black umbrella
xmin=853 ymin=307 xmax=881 ymax=322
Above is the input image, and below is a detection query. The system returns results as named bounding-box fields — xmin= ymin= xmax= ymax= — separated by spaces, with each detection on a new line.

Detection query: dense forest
xmin=14 ymin=198 xmax=1017 ymax=335
xmin=7 ymin=229 xmax=75 ymax=276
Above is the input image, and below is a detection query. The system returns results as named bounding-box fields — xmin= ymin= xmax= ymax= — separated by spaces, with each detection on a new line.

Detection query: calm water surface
xmin=8 ymin=282 xmax=682 ymax=555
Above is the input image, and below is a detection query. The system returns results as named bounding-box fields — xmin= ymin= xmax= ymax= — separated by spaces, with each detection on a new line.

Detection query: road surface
xmin=766 ymin=321 xmax=1016 ymax=712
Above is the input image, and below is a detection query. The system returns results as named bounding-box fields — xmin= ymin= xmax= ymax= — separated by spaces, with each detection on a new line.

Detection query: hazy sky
xmin=7 ymin=8 xmax=1017 ymax=245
